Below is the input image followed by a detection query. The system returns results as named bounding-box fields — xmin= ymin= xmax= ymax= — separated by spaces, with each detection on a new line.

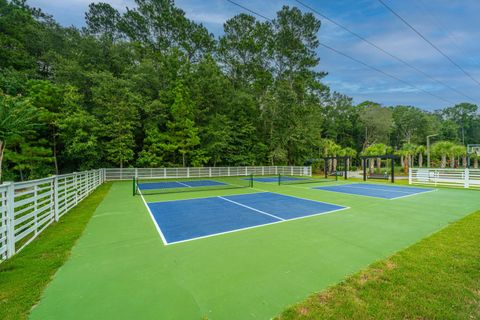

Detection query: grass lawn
xmin=0 ymin=183 xmax=112 ymax=320
xmin=276 ymin=210 xmax=480 ymax=319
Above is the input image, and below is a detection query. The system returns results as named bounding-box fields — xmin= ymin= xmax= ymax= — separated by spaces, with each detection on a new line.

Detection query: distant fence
xmin=409 ymin=168 xmax=480 ymax=188
xmin=0 ymin=169 xmax=105 ymax=261
xmin=104 ymin=166 xmax=312 ymax=181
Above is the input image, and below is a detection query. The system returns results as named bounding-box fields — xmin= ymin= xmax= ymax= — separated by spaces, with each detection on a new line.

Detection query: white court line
xmin=138 ymin=189 xmax=168 ymax=245
xmin=217 ymin=196 xmax=285 ymax=221
xmin=145 ymin=192 xmax=269 ymax=204
xmin=176 ymin=181 xmax=192 ymax=188
xmin=344 ymin=184 xmax=431 ymax=195
xmin=165 ymin=206 xmax=349 ymax=246
xmin=313 ymin=184 xmax=437 ymax=200
xmin=251 ymin=186 xmax=351 ymax=208
xmin=388 ymin=188 xmax=438 ymax=200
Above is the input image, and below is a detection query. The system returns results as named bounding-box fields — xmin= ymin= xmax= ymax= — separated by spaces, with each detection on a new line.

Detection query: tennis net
xmin=133 ymin=175 xmax=253 ymax=195
xmin=278 ymin=174 xmax=336 ymax=185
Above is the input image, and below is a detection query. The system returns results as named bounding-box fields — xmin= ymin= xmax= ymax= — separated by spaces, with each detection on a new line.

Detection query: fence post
xmin=465 ymin=168 xmax=470 ymax=188
xmin=408 ymin=168 xmax=412 ymax=185
xmin=74 ymin=173 xmax=78 ymax=205
xmin=53 ymin=176 xmax=59 ymax=221
xmin=5 ymin=182 xmax=15 ymax=258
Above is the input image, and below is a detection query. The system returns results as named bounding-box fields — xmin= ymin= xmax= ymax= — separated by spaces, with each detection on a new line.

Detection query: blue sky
xmin=28 ymin=0 xmax=480 ymax=110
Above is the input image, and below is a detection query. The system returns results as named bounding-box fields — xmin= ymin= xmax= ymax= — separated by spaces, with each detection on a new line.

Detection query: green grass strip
xmin=0 ymin=182 xmax=112 ymax=320
xmin=276 ymin=210 xmax=480 ymax=320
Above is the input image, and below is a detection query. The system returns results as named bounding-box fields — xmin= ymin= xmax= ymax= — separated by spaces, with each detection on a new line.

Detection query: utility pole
xmin=427 ymin=134 xmax=439 ymax=168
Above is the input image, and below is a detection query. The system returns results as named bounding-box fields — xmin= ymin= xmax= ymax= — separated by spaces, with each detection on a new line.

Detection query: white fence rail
xmin=0 ymin=169 xmax=105 ymax=262
xmin=409 ymin=168 xmax=480 ymax=188
xmin=104 ymin=166 xmax=312 ymax=181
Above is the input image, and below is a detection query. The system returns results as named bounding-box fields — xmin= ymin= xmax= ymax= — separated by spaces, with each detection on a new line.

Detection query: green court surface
xmin=29 ymin=180 xmax=480 ymax=319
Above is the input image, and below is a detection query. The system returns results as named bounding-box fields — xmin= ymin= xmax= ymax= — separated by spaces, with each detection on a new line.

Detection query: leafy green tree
xmin=218 ymin=14 xmax=273 ymax=90
xmin=0 ymin=93 xmax=37 ymax=180
xmin=91 ymin=73 xmax=140 ymax=168
xmin=85 ymin=2 xmax=122 ymax=40
xmin=165 ymin=81 xmax=200 ymax=166
xmin=391 ymin=105 xmax=431 ymax=147
xmin=442 ymin=103 xmax=478 ymax=145
xmin=25 ymin=80 xmax=64 ymax=173
xmin=358 ymin=102 xmax=393 ymax=148
xmin=438 ymin=119 xmax=460 ymax=142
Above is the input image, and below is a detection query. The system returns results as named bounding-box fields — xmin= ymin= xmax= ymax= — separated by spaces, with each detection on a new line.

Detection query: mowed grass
xmin=276 ymin=210 xmax=480 ymax=320
xmin=0 ymin=182 xmax=112 ymax=320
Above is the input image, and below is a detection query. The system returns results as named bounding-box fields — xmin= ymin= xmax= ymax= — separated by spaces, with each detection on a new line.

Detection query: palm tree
xmin=432 ymin=141 xmax=455 ymax=168
xmin=416 ymin=145 xmax=426 ymax=167
xmin=401 ymin=143 xmax=417 ymax=172
xmin=451 ymin=145 xmax=467 ymax=168
xmin=473 ymin=153 xmax=479 ymax=169
xmin=320 ymin=139 xmax=342 ymax=173
xmin=339 ymin=147 xmax=357 ymax=172
xmin=362 ymin=144 xmax=386 ymax=173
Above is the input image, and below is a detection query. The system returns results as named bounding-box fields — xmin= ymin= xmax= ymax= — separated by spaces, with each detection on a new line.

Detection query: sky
xmin=28 ymin=0 xmax=480 ymax=111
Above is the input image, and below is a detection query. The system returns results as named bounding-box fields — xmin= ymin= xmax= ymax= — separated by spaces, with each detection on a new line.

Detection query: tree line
xmin=0 ymin=0 xmax=479 ymax=181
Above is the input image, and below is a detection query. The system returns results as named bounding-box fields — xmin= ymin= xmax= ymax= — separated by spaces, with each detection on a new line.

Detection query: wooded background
xmin=1 ymin=0 xmax=479 ymax=181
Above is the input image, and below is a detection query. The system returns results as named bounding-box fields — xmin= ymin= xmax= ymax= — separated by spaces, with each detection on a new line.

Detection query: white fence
xmin=0 ymin=169 xmax=105 ymax=261
xmin=409 ymin=168 xmax=480 ymax=188
xmin=104 ymin=166 xmax=312 ymax=181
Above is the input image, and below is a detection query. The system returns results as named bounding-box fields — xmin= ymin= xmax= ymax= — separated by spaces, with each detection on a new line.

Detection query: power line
xmin=378 ymin=0 xmax=480 ymax=87
xmin=318 ymin=43 xmax=452 ymax=104
xmin=295 ymin=0 xmax=477 ymax=103
xmin=225 ymin=0 xmax=272 ymax=21
xmin=224 ymin=0 xmax=454 ymax=105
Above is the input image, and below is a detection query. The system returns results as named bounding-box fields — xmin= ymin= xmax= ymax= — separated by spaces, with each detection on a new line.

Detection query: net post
xmin=363 ymin=158 xmax=367 ymax=181
xmin=132 ymin=176 xmax=136 ymax=196
xmin=391 ymin=156 xmax=395 ymax=183
xmin=278 ymin=174 xmax=281 ymax=186
xmin=53 ymin=175 xmax=59 ymax=222
xmin=5 ymin=181 xmax=15 ymax=259
xmin=324 ymin=158 xmax=327 ymax=179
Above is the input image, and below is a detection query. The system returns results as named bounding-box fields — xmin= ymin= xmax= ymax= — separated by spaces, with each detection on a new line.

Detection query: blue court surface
xmin=247 ymin=176 xmax=310 ymax=183
xmin=314 ymin=183 xmax=435 ymax=199
xmin=146 ymin=192 xmax=347 ymax=244
xmin=139 ymin=179 xmax=226 ymax=190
